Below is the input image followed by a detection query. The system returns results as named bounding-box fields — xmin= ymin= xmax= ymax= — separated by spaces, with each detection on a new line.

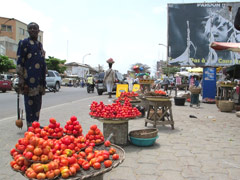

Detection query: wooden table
xmin=217 ymin=84 xmax=236 ymax=100
xmin=145 ymin=98 xmax=174 ymax=129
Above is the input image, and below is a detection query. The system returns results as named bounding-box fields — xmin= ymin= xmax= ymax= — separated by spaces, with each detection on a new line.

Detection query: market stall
xmin=143 ymin=91 xmax=174 ymax=129
xmin=10 ymin=118 xmax=125 ymax=180
xmin=89 ymin=100 xmax=142 ymax=146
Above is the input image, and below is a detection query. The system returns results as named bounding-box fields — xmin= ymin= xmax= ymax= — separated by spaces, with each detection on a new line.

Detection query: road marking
xmin=0 ymin=96 xmax=98 ymax=123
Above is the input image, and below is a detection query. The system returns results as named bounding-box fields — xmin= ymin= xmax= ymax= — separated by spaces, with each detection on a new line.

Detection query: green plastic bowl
xmin=129 ymin=135 xmax=159 ymax=147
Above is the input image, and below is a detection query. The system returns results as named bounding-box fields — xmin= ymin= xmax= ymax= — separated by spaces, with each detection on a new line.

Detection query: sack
xmin=234 ymin=7 xmax=240 ymax=30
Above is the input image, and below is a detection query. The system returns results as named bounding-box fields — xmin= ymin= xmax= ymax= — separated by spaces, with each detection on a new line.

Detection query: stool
xmin=145 ymin=100 xmax=174 ymax=129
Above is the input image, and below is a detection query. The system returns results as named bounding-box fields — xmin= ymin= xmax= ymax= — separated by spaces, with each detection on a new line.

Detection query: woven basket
xmin=218 ymin=100 xmax=234 ymax=112
xmin=190 ymin=88 xmax=201 ymax=94
xmin=129 ymin=128 xmax=158 ymax=138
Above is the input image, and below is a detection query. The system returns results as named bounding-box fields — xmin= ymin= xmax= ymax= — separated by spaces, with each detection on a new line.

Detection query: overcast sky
xmin=1 ymin=0 xmax=237 ymax=74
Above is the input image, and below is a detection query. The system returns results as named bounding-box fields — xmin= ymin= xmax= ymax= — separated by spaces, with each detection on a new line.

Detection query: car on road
xmin=46 ymin=70 xmax=62 ymax=91
xmin=95 ymin=71 xmax=125 ymax=95
xmin=0 ymin=74 xmax=12 ymax=92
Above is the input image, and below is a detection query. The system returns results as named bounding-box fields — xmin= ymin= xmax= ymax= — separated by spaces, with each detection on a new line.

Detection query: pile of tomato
xmin=89 ymin=100 xmax=141 ymax=119
xmin=10 ymin=118 xmax=121 ymax=179
xmin=117 ymin=92 xmax=139 ymax=102
xmin=154 ymin=90 xmax=167 ymax=96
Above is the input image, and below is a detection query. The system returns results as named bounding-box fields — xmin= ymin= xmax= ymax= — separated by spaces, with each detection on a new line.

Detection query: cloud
xmin=152 ymin=6 xmax=166 ymax=14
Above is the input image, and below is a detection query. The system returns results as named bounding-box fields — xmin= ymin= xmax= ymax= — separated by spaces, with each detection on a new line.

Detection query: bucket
xmin=174 ymin=97 xmax=186 ymax=106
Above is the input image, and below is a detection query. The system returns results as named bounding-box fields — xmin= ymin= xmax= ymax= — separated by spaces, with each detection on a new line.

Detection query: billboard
xmin=167 ymin=2 xmax=240 ymax=67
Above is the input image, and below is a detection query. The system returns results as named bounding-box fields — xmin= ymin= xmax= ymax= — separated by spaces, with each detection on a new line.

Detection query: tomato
xmin=41 ymin=154 xmax=49 ymax=163
xmin=24 ymin=151 xmax=33 ymax=160
xmin=112 ymin=154 xmax=119 ymax=160
xmin=26 ymin=170 xmax=37 ymax=179
xmin=71 ymin=163 xmax=80 ymax=171
xmin=46 ymin=170 xmax=55 ymax=179
xmin=69 ymin=166 xmax=77 ymax=175
xmin=96 ymin=155 xmax=104 ymax=163
xmin=93 ymin=162 xmax=101 ymax=169
xmin=54 ymin=169 xmax=60 ymax=176
xmin=88 ymin=129 xmax=95 ymax=135
xmin=49 ymin=118 xmax=56 ymax=124
xmin=70 ymin=116 xmax=77 ymax=122
xmin=104 ymin=160 xmax=112 ymax=168
xmin=32 ymin=121 xmax=40 ymax=128
xmin=86 ymin=153 xmax=95 ymax=161
xmin=33 ymin=164 xmax=44 ymax=173
xmin=104 ymin=140 xmax=111 ymax=147
xmin=82 ymin=162 xmax=90 ymax=170
xmin=33 ymin=147 xmax=42 ymax=156
xmin=90 ymin=124 xmax=97 ymax=131
xmin=85 ymin=147 xmax=93 ymax=154
xmin=109 ymin=147 xmax=116 ymax=155
xmin=60 ymin=158 xmax=69 ymax=167
xmin=68 ymin=156 xmax=77 ymax=165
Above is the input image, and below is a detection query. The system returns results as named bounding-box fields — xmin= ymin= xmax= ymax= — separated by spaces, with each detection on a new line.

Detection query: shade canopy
xmin=188 ymin=67 xmax=203 ymax=73
xmin=210 ymin=42 xmax=240 ymax=52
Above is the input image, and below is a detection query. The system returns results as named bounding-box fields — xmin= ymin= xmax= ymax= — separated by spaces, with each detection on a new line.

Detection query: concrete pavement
xmin=1 ymin=93 xmax=240 ymax=180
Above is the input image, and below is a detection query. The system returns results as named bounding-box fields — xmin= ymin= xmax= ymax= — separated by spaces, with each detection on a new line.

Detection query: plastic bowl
xmin=129 ymin=135 xmax=159 ymax=147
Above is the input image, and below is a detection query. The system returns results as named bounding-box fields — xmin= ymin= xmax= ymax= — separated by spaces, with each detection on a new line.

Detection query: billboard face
xmin=168 ymin=2 xmax=240 ymax=67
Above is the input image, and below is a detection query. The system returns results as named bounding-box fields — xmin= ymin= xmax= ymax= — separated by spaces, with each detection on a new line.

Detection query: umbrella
xmin=188 ymin=67 xmax=203 ymax=73
xmin=210 ymin=42 xmax=240 ymax=52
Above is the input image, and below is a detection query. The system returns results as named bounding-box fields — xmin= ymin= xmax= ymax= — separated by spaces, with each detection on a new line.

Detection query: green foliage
xmin=45 ymin=56 xmax=67 ymax=73
xmin=162 ymin=66 xmax=180 ymax=76
xmin=0 ymin=55 xmax=16 ymax=73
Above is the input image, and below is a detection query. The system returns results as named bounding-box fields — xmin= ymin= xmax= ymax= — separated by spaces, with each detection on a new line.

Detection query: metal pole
xmin=82 ymin=53 xmax=91 ymax=64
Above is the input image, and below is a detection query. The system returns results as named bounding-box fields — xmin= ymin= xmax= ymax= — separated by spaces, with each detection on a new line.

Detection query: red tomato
xmin=70 ymin=116 xmax=77 ymax=122
xmin=32 ymin=121 xmax=40 ymax=128
xmin=93 ymin=162 xmax=101 ymax=169
xmin=104 ymin=160 xmax=112 ymax=168
xmin=104 ymin=140 xmax=111 ymax=147
xmin=82 ymin=162 xmax=90 ymax=170
xmin=49 ymin=118 xmax=56 ymax=124
xmin=90 ymin=124 xmax=97 ymax=131
xmin=112 ymin=154 xmax=119 ymax=160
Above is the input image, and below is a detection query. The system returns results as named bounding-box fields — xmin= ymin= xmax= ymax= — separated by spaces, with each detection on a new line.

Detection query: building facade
xmin=0 ymin=17 xmax=43 ymax=60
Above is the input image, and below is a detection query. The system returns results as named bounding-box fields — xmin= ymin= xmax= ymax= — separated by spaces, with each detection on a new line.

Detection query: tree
xmin=0 ymin=55 xmax=16 ymax=73
xmin=162 ymin=66 xmax=180 ymax=76
xmin=45 ymin=56 xmax=67 ymax=74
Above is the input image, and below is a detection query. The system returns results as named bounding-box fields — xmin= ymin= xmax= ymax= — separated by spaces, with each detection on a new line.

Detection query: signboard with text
xmin=168 ymin=2 xmax=240 ymax=67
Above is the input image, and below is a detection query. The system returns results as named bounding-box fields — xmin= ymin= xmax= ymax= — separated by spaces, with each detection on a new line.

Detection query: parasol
xmin=210 ymin=42 xmax=240 ymax=52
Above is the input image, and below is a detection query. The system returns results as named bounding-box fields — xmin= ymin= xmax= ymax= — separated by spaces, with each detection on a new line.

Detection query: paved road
xmin=0 ymin=86 xmax=99 ymax=119
xmin=1 ymin=92 xmax=240 ymax=180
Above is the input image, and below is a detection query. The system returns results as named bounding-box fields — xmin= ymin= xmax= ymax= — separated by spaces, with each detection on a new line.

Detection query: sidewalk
xmin=1 ymin=94 xmax=240 ymax=180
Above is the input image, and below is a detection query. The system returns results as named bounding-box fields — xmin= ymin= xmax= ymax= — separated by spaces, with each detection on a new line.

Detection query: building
xmin=156 ymin=60 xmax=167 ymax=79
xmin=0 ymin=17 xmax=43 ymax=60
xmin=65 ymin=62 xmax=98 ymax=79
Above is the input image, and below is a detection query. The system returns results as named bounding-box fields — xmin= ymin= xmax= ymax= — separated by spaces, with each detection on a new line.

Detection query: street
xmin=0 ymin=86 xmax=100 ymax=120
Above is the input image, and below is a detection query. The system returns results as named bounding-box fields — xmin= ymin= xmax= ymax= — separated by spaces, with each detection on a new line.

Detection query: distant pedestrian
xmin=16 ymin=22 xmax=46 ymax=129
xmin=103 ymin=58 xmax=115 ymax=98
xmin=162 ymin=76 xmax=170 ymax=92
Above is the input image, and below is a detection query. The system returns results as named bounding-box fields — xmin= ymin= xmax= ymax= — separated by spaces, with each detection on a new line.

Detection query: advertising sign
xmin=168 ymin=2 xmax=240 ymax=67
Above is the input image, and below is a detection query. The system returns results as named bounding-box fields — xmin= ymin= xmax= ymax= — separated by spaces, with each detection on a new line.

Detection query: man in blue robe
xmin=16 ymin=22 xmax=46 ymax=129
